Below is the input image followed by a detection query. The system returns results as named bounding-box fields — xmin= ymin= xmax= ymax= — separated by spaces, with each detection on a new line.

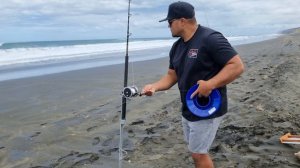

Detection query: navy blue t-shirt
xmin=169 ymin=25 xmax=237 ymax=121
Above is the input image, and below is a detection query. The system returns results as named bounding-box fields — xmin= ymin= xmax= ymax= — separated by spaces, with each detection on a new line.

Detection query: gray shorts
xmin=182 ymin=116 xmax=224 ymax=154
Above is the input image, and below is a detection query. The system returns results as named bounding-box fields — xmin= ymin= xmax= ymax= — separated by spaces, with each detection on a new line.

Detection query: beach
xmin=0 ymin=29 xmax=300 ymax=168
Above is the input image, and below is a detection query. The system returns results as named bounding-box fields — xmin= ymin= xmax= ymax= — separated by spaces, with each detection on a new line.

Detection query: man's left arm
xmin=191 ymin=55 xmax=244 ymax=98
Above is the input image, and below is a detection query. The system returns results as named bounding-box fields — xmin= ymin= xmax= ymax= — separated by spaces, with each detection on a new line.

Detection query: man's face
xmin=168 ymin=19 xmax=181 ymax=37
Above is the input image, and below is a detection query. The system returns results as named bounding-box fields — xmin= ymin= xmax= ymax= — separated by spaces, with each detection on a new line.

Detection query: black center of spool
xmin=196 ymin=96 xmax=210 ymax=107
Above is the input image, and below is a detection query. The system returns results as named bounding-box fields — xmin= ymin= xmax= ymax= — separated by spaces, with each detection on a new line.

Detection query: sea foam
xmin=0 ymin=39 xmax=175 ymax=67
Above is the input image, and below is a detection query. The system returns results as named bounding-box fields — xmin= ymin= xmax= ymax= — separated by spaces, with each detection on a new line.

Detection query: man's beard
xmin=172 ymin=33 xmax=180 ymax=38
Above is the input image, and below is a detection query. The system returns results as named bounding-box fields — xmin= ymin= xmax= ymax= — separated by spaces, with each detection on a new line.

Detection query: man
xmin=142 ymin=1 xmax=244 ymax=168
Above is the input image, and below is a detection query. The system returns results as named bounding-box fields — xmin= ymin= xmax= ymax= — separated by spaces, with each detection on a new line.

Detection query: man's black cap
xmin=159 ymin=1 xmax=195 ymax=22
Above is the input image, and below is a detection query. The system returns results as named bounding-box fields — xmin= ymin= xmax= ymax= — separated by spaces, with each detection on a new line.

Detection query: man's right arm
xmin=142 ymin=69 xmax=177 ymax=96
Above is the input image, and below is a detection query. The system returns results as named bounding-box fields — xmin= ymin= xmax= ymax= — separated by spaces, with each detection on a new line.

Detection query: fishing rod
xmin=119 ymin=0 xmax=142 ymax=167
xmin=119 ymin=0 xmax=147 ymax=166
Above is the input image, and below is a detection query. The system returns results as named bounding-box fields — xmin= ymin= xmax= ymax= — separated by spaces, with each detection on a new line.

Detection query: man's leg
xmin=182 ymin=116 xmax=224 ymax=168
xmin=191 ymin=153 xmax=213 ymax=168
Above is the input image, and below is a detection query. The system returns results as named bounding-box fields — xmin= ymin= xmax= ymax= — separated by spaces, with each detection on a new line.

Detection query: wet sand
xmin=0 ymin=29 xmax=300 ymax=168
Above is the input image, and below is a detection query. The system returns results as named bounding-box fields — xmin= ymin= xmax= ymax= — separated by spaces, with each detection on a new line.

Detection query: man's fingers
xmin=142 ymin=89 xmax=154 ymax=96
xmin=190 ymin=84 xmax=201 ymax=99
xmin=190 ymin=91 xmax=197 ymax=99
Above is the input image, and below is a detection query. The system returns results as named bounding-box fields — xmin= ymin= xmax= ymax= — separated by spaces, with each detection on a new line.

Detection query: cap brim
xmin=159 ymin=18 xmax=168 ymax=22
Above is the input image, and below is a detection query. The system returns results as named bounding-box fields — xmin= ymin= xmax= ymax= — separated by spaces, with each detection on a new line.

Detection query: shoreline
xmin=0 ymin=32 xmax=283 ymax=83
xmin=0 ymin=46 xmax=171 ymax=82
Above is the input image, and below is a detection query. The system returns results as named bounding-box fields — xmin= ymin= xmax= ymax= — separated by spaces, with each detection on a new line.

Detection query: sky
xmin=0 ymin=0 xmax=300 ymax=43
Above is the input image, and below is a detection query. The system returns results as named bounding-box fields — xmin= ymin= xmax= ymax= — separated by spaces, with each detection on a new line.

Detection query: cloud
xmin=192 ymin=0 xmax=300 ymax=27
xmin=0 ymin=0 xmax=299 ymax=42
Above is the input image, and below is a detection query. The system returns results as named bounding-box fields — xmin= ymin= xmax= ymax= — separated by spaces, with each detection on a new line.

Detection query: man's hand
xmin=141 ymin=69 xmax=177 ymax=96
xmin=190 ymin=80 xmax=214 ymax=99
xmin=142 ymin=84 xmax=156 ymax=96
xmin=190 ymin=56 xmax=244 ymax=99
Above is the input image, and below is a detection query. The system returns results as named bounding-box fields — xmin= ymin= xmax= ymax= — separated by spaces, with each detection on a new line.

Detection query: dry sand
xmin=0 ymin=29 xmax=300 ymax=168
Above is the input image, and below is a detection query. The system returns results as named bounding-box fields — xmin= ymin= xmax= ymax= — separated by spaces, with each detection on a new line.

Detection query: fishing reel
xmin=122 ymin=86 xmax=141 ymax=98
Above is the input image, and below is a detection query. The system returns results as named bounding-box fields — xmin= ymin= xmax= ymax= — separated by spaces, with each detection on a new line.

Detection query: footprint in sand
xmin=240 ymin=96 xmax=250 ymax=102
xmin=40 ymin=123 xmax=47 ymax=126
xmin=249 ymin=78 xmax=256 ymax=83
xmin=130 ymin=120 xmax=144 ymax=125
xmin=87 ymin=125 xmax=98 ymax=132
xmin=54 ymin=151 xmax=99 ymax=167
xmin=92 ymin=137 xmax=101 ymax=146
xmin=30 ymin=132 xmax=41 ymax=138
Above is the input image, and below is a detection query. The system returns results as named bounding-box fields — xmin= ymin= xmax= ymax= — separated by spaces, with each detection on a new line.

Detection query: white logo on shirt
xmin=188 ymin=49 xmax=198 ymax=58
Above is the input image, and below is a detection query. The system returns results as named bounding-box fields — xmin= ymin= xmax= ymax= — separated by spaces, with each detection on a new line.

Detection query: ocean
xmin=0 ymin=34 xmax=280 ymax=81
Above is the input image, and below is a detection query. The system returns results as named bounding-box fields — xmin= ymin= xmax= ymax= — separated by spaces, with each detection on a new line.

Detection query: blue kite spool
xmin=186 ymin=84 xmax=221 ymax=117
